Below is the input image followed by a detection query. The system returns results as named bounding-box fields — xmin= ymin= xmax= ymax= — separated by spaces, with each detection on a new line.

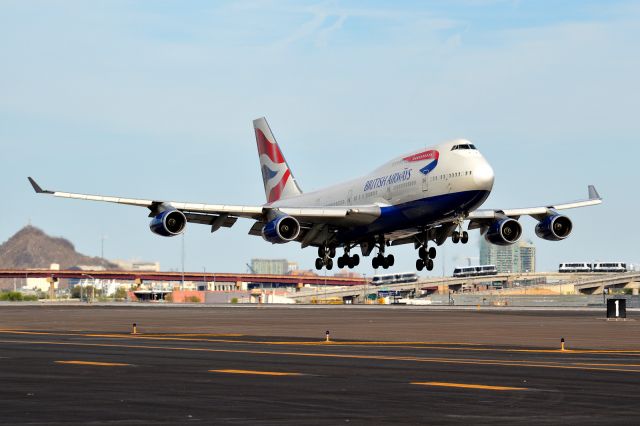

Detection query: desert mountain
xmin=0 ymin=226 xmax=118 ymax=269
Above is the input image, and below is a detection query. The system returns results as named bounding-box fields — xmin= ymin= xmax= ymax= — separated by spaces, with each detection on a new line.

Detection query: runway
xmin=1 ymin=306 xmax=639 ymax=424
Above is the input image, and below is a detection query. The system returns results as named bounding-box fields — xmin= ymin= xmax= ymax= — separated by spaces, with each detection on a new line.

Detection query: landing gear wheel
xmin=426 ymin=259 xmax=434 ymax=271
xmin=428 ymin=247 xmax=436 ymax=259
xmin=337 ymin=256 xmax=345 ymax=269
xmin=461 ymin=231 xmax=469 ymax=244
xmin=382 ymin=257 xmax=389 ymax=269
xmin=452 ymin=231 xmax=460 ymax=244
xmin=372 ymin=256 xmax=380 ymax=269
xmin=315 ymin=258 xmax=323 ymax=270
xmin=416 ymin=259 xmax=425 ymax=271
xmin=419 ymin=247 xmax=427 ymax=260
xmin=387 ymin=254 xmax=395 ymax=267
xmin=325 ymin=258 xmax=333 ymax=270
xmin=350 ymin=254 xmax=360 ymax=268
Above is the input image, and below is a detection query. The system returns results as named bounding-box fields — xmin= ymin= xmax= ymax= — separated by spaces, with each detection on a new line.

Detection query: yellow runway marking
xmin=4 ymin=330 xmax=640 ymax=356
xmin=210 ymin=369 xmax=303 ymax=376
xmin=412 ymin=381 xmax=528 ymax=391
xmin=55 ymin=360 xmax=130 ymax=367
xmin=3 ymin=339 xmax=640 ymax=374
xmin=4 ymin=330 xmax=640 ymax=355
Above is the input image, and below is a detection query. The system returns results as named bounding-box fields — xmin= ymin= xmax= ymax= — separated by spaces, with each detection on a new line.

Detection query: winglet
xmin=28 ymin=177 xmax=53 ymax=194
xmin=588 ymin=185 xmax=601 ymax=200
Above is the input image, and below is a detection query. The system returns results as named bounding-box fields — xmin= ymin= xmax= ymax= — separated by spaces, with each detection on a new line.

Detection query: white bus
xmin=592 ymin=262 xmax=627 ymax=273
xmin=453 ymin=265 xmax=498 ymax=278
xmin=558 ymin=263 xmax=592 ymax=273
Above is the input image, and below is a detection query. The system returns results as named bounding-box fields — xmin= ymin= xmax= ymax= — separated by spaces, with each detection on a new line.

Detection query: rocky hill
xmin=0 ymin=226 xmax=118 ymax=269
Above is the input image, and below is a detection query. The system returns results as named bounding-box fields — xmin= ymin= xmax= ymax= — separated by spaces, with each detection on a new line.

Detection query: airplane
xmin=28 ymin=117 xmax=602 ymax=271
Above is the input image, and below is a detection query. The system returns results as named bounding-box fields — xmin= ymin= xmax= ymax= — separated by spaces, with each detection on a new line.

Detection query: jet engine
xmin=485 ymin=218 xmax=522 ymax=246
xmin=535 ymin=214 xmax=573 ymax=241
xmin=261 ymin=215 xmax=300 ymax=244
xmin=149 ymin=209 xmax=187 ymax=237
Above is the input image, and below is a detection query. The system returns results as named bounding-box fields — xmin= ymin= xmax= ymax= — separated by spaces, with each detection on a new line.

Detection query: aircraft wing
xmin=467 ymin=185 xmax=602 ymax=222
xmin=27 ymin=177 xmax=381 ymax=232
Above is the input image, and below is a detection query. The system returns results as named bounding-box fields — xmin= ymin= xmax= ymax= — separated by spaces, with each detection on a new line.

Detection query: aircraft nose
xmin=473 ymin=159 xmax=495 ymax=191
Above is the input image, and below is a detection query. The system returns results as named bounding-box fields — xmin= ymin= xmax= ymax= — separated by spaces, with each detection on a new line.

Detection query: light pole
xmin=100 ymin=235 xmax=108 ymax=259
xmin=181 ymin=233 xmax=185 ymax=291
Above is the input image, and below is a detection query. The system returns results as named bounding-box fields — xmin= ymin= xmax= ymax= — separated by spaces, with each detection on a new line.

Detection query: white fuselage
xmin=273 ymin=139 xmax=494 ymax=211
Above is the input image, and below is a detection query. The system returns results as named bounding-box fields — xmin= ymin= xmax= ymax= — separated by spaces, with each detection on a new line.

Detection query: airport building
xmin=479 ymin=239 xmax=536 ymax=273
xmin=250 ymin=259 xmax=298 ymax=275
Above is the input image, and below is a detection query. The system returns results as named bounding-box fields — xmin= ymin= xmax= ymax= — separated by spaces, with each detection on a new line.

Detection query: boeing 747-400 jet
xmin=29 ymin=117 xmax=602 ymax=271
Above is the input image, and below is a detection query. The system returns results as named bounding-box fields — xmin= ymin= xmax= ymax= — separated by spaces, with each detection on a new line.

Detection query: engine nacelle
xmin=149 ymin=209 xmax=187 ymax=237
xmin=261 ymin=215 xmax=300 ymax=244
xmin=485 ymin=218 xmax=522 ymax=246
xmin=535 ymin=214 xmax=573 ymax=241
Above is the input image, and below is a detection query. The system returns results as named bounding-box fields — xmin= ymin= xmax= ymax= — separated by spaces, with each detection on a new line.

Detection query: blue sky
xmin=1 ymin=0 xmax=638 ymax=275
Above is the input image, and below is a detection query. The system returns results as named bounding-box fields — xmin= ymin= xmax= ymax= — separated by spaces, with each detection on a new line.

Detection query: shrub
xmin=186 ymin=295 xmax=201 ymax=303
xmin=0 ymin=291 xmax=24 ymax=301
xmin=230 ymin=297 xmax=238 ymax=304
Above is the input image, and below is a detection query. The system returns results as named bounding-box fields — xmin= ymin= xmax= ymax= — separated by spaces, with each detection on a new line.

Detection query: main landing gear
xmin=316 ymin=245 xmax=361 ymax=270
xmin=416 ymin=244 xmax=436 ymax=271
xmin=315 ymin=245 xmax=336 ymax=270
xmin=337 ymin=249 xmax=360 ymax=269
xmin=372 ymin=240 xmax=394 ymax=270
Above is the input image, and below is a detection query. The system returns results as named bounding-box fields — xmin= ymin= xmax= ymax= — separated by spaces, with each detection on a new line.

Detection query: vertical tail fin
xmin=253 ymin=117 xmax=303 ymax=203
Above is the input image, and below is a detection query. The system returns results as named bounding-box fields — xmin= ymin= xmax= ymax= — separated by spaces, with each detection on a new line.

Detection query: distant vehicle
xmin=371 ymin=272 xmax=418 ymax=286
xmin=453 ymin=265 xmax=498 ymax=278
xmin=558 ymin=262 xmax=592 ymax=273
xmin=592 ymin=262 xmax=627 ymax=273
xmin=559 ymin=262 xmax=627 ymax=273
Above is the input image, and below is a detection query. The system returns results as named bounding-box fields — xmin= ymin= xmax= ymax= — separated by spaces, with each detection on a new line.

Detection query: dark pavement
xmin=1 ymin=306 xmax=640 ymax=424
xmin=1 ymin=336 xmax=640 ymax=423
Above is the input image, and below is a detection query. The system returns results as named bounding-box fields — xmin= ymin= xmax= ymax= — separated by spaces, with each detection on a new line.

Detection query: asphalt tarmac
xmin=1 ymin=305 xmax=639 ymax=424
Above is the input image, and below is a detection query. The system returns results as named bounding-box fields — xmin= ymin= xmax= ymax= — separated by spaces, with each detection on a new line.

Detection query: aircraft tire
xmin=428 ymin=247 xmax=437 ymax=259
xmin=416 ymin=259 xmax=424 ymax=271
xmin=326 ymin=258 xmax=333 ymax=270
xmin=387 ymin=254 xmax=395 ymax=267
xmin=426 ymin=259 xmax=434 ymax=271
xmin=352 ymin=254 xmax=360 ymax=267
xmin=372 ymin=256 xmax=379 ymax=269
xmin=461 ymin=231 xmax=469 ymax=244
xmin=315 ymin=258 xmax=323 ymax=270
xmin=419 ymin=247 xmax=427 ymax=259
xmin=337 ymin=257 xmax=345 ymax=269
xmin=452 ymin=231 xmax=460 ymax=244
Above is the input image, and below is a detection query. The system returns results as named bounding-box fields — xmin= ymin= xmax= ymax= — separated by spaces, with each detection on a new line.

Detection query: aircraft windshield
xmin=451 ymin=144 xmax=476 ymax=150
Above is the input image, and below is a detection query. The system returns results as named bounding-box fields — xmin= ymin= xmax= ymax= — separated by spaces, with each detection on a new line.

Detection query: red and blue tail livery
xmin=253 ymin=117 xmax=303 ymax=203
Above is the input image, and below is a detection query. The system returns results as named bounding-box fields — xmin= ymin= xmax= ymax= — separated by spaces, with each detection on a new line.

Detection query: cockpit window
xmin=451 ymin=144 xmax=477 ymax=151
